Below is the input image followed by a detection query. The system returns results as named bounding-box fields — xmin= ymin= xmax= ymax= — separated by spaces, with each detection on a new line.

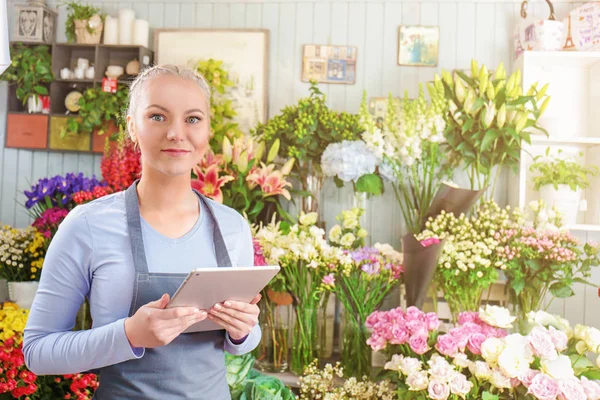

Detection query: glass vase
xmin=341 ymin=308 xmax=372 ymax=378
xmin=298 ymin=161 xmax=324 ymax=223
xmin=290 ymin=295 xmax=329 ymax=375
xmin=254 ymin=299 xmax=292 ymax=373
xmin=444 ymin=287 xmax=485 ymax=323
xmin=510 ymin=284 xmax=545 ymax=331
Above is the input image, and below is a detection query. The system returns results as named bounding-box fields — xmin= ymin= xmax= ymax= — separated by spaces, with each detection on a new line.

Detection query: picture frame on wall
xmin=368 ymin=96 xmax=402 ymax=125
xmin=154 ymin=28 xmax=269 ymax=134
xmin=397 ymin=25 xmax=440 ymax=67
xmin=301 ymin=44 xmax=357 ymax=84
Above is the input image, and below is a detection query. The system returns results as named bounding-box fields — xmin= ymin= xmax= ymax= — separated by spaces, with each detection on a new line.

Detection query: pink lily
xmin=191 ymin=164 xmax=234 ymax=203
xmin=246 ymin=163 xmax=292 ymax=200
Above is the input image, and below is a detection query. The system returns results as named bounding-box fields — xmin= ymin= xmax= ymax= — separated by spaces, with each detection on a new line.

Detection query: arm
xmin=23 ymin=206 xmax=143 ymax=375
xmin=224 ymin=217 xmax=262 ymax=355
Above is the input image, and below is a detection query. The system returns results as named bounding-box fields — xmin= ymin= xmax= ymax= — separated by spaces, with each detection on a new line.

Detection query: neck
xmin=136 ymin=169 xmax=197 ymax=213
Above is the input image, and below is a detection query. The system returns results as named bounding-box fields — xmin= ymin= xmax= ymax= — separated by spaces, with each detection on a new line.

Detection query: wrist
xmin=124 ymin=317 xmax=139 ymax=348
xmin=228 ymin=333 xmax=249 ymax=344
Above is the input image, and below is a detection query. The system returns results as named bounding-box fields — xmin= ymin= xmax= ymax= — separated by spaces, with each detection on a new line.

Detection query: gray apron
xmin=93 ymin=182 xmax=233 ymax=399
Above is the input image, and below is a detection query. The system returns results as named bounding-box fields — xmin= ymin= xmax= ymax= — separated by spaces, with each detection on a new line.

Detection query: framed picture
xmin=154 ymin=29 xmax=269 ymax=134
xmin=398 ymin=25 xmax=440 ymax=67
xmin=368 ymin=97 xmax=403 ymax=124
xmin=301 ymin=45 xmax=357 ymax=84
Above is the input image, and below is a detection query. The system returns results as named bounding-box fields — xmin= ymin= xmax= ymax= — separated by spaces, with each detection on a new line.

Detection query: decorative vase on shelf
xmin=538 ymin=184 xmax=583 ymax=226
xmin=7 ymin=281 xmax=39 ymax=309
xmin=74 ymin=14 xmax=103 ymax=44
xmin=27 ymin=95 xmax=43 ymax=113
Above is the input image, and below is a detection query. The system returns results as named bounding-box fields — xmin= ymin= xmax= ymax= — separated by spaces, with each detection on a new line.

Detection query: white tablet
xmin=166 ymin=265 xmax=281 ymax=333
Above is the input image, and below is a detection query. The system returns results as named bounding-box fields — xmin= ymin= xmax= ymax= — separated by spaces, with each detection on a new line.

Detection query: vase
xmin=7 ymin=281 xmax=39 ymax=309
xmin=340 ymin=308 xmax=372 ymax=378
xmin=27 ymin=95 xmax=43 ymax=113
xmin=539 ymin=184 xmax=583 ymax=226
xmin=290 ymin=294 xmax=330 ymax=376
xmin=74 ymin=15 xmax=103 ymax=44
xmin=298 ymin=162 xmax=324 ymax=224
xmin=510 ymin=284 xmax=545 ymax=331
xmin=444 ymin=287 xmax=485 ymax=323
xmin=254 ymin=298 xmax=292 ymax=373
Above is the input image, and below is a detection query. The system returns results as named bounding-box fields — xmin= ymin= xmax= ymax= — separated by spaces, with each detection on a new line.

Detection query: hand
xmin=208 ymin=294 xmax=262 ymax=341
xmin=124 ymin=293 xmax=208 ymax=348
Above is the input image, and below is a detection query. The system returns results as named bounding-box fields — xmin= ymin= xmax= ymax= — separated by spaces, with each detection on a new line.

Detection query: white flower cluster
xmin=385 ymin=354 xmax=473 ymax=398
xmin=526 ymin=199 xmax=564 ymax=231
xmin=255 ymin=212 xmax=352 ymax=272
xmin=321 ymin=140 xmax=379 ymax=182
xmin=328 ymin=208 xmax=368 ymax=249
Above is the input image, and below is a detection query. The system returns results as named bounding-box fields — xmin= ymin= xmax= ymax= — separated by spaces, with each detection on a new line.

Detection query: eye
xmin=150 ymin=114 xmax=165 ymax=122
xmin=186 ymin=116 xmax=202 ymax=124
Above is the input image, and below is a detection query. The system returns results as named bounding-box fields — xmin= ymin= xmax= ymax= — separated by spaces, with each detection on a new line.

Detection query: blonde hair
xmin=125 ymin=64 xmax=212 ymax=124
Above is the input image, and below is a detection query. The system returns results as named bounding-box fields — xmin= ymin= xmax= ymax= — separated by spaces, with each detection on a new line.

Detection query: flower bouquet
xmin=99 ymin=134 xmax=141 ymax=192
xmin=0 ymin=226 xmax=46 ymax=282
xmin=417 ymin=201 xmax=524 ymax=320
xmin=334 ymin=244 xmax=403 ymax=378
xmin=192 ymin=136 xmax=294 ymax=224
xmin=255 ymin=212 xmax=352 ymax=375
xmin=327 ymin=207 xmax=369 ymax=250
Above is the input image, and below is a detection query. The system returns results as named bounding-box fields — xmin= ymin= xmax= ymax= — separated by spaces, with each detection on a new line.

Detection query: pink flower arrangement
xmin=246 ymin=163 xmax=292 ymax=201
xmin=253 ymin=239 xmax=267 ymax=266
xmin=435 ymin=312 xmax=507 ymax=357
xmin=32 ymin=207 xmax=70 ymax=239
xmin=421 ymin=237 xmax=441 ymax=247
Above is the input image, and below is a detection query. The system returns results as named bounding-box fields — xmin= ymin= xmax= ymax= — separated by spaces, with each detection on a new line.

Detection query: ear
xmin=127 ymin=114 xmax=136 ymax=142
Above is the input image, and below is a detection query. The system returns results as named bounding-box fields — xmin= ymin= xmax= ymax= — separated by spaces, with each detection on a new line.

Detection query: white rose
xmin=328 ymin=225 xmax=342 ymax=243
xmin=576 ymin=341 xmax=588 ymax=355
xmin=529 ymin=200 xmax=540 ymax=212
xmin=498 ymin=348 xmax=530 ymax=378
xmin=400 ymin=357 xmax=423 ymax=376
xmin=448 ymin=372 xmax=474 ymax=398
xmin=452 ymin=353 xmax=471 ymax=369
xmin=481 ymin=337 xmax=505 ymax=364
xmin=384 ymin=354 xmax=403 ymax=372
xmin=479 ymin=305 xmax=516 ymax=329
xmin=299 ymin=212 xmax=318 ymax=226
xmin=406 ymin=371 xmax=429 ymax=391
xmin=469 ymin=361 xmax=492 ymax=380
xmin=574 ymin=324 xmax=587 ymax=340
xmin=527 ymin=310 xmax=556 ymax=327
xmin=489 ymin=368 xmax=512 ymax=390
xmin=357 ymin=228 xmax=368 ymax=238
xmin=340 ymin=233 xmax=356 ymax=247
xmin=504 ymin=334 xmax=534 ymax=362
xmin=585 ymin=327 xmax=600 ymax=353
xmin=309 ymin=225 xmax=324 ymax=238
xmin=541 ymin=355 xmax=575 ymax=380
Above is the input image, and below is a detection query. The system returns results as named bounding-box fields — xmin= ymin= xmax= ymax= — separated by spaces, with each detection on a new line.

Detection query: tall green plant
xmin=440 ymin=60 xmax=550 ymax=199
xmin=61 ymin=1 xmax=103 ymax=43
xmin=195 ymin=59 xmax=243 ymax=153
xmin=0 ymin=43 xmax=53 ymax=106
xmin=62 ymin=85 xmax=129 ymax=138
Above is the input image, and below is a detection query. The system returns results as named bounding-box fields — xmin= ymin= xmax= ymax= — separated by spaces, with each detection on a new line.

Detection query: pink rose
xmin=409 ymin=334 xmax=430 ymax=355
xmin=458 ymin=312 xmax=481 ymax=326
xmin=462 ymin=322 xmax=484 ymax=334
xmin=428 ymin=380 xmax=451 ymax=400
xmin=529 ymin=327 xmax=558 ymax=360
xmin=528 ymin=373 xmax=560 ymax=400
xmin=407 ymin=319 xmax=428 ymax=337
xmin=580 ymin=376 xmax=600 ymax=400
xmin=467 ymin=333 xmax=487 ymax=355
xmin=548 ymin=326 xmax=569 ymax=352
xmin=449 ymin=328 xmax=470 ymax=352
xmin=365 ymin=311 xmax=383 ymax=328
xmin=511 ymin=377 xmax=522 ymax=389
xmin=406 ymin=306 xmax=424 ymax=321
xmin=557 ymin=378 xmax=586 ymax=400
xmin=519 ymin=369 xmax=541 ymax=388
xmin=436 ymin=334 xmax=459 ymax=357
xmin=421 ymin=237 xmax=441 ymax=247
xmin=390 ymin=325 xmax=410 ymax=345
xmin=366 ymin=334 xmax=387 ymax=351
xmin=425 ymin=312 xmax=441 ymax=331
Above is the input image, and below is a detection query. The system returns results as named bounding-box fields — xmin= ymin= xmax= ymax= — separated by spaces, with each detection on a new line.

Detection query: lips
xmin=162 ymin=149 xmax=191 ymax=155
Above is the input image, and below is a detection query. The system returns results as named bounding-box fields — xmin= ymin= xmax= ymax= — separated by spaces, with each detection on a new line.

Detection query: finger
xmin=212 ymin=304 xmax=257 ymax=325
xmin=250 ymin=293 xmax=262 ymax=305
xmin=208 ymin=308 xmax=247 ymax=330
xmin=220 ymin=300 xmax=258 ymax=314
xmin=207 ymin=313 xmax=244 ymax=336
xmin=146 ymin=293 xmax=170 ymax=309
xmin=162 ymin=310 xmax=208 ymax=337
xmin=161 ymin=306 xmax=202 ymax=321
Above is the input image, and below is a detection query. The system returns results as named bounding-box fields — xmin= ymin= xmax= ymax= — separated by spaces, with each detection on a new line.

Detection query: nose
xmin=166 ymin=120 xmax=185 ymax=141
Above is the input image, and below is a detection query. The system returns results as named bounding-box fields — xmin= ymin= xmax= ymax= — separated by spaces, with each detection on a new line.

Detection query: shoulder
xmin=202 ymin=197 xmax=247 ymax=230
xmin=71 ymin=191 xmax=127 ymax=226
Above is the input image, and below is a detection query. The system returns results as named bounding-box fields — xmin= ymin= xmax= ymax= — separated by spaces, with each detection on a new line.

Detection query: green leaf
xmin=333 ymin=176 xmax=345 ymax=189
xmin=508 ymin=95 xmax=535 ymax=106
xmin=482 ymin=392 xmax=499 ymax=400
xmin=525 ymin=259 xmax=541 ymax=271
xmin=462 ymin=118 xmax=474 ymax=135
xmin=481 ymin=129 xmax=499 ymax=151
xmin=580 ymin=369 xmax=600 ymax=380
xmin=355 ymin=173 xmax=383 ymax=195
xmin=550 ymin=282 xmax=575 ymax=298
xmin=511 ymin=277 xmax=525 ymax=296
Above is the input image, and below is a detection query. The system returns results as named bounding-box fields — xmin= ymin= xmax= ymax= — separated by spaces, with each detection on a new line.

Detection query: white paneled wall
xmin=1 ymin=0 xmax=598 ymax=326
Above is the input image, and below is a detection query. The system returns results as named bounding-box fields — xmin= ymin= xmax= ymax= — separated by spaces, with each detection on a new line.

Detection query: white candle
xmin=133 ymin=19 xmax=149 ymax=48
xmin=118 ymin=9 xmax=135 ymax=45
xmin=103 ymin=16 xmax=118 ymax=45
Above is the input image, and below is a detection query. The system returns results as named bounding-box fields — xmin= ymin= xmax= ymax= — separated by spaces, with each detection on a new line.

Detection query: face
xmin=127 ymin=75 xmax=210 ymax=178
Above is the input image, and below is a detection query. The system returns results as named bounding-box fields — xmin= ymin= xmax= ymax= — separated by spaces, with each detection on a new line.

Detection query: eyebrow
xmin=146 ymin=104 xmax=206 ymax=115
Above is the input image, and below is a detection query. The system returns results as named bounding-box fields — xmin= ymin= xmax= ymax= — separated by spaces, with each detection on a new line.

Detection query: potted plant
xmin=530 ymin=148 xmax=598 ymax=225
xmin=439 ymin=60 xmax=550 ymax=200
xmin=0 ymin=43 xmax=53 ymax=113
xmin=62 ymin=0 xmax=104 ymax=44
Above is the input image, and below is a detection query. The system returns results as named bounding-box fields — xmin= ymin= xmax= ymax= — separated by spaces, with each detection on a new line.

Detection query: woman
xmin=23 ymin=65 xmax=262 ymax=399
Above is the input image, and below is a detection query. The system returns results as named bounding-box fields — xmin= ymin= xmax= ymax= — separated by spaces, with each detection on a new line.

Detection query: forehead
xmin=138 ymin=74 xmax=208 ymax=110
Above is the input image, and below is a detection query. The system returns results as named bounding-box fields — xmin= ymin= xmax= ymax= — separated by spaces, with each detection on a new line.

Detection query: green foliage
xmin=195 ymin=59 xmax=243 ymax=153
xmin=530 ymin=148 xmax=598 ymax=191
xmin=225 ymin=354 xmax=294 ymax=400
xmin=0 ymin=43 xmax=53 ymax=106
xmin=252 ymin=81 xmax=364 ymax=173
xmin=61 ymin=1 xmax=103 ymax=43
xmin=439 ymin=59 xmax=550 ymax=195
xmin=62 ymin=85 xmax=129 ymax=138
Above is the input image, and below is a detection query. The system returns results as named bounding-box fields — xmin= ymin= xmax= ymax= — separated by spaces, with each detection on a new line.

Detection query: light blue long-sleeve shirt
xmin=23 ymin=191 xmax=261 ymax=375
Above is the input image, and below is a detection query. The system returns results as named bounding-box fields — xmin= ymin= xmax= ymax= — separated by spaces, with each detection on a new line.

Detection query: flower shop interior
xmin=1 ymin=0 xmax=600 ymax=398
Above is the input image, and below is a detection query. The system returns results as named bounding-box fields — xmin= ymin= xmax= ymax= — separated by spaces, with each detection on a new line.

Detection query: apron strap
xmin=125 ymin=181 xmax=233 ymax=275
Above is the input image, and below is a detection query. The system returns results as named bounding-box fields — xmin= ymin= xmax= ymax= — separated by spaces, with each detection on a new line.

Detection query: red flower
xmin=191 ymin=165 xmax=233 ymax=203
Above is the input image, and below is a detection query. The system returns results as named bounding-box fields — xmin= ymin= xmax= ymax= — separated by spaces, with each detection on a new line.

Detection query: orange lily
xmin=191 ymin=164 xmax=234 ymax=203
xmin=246 ymin=163 xmax=292 ymax=200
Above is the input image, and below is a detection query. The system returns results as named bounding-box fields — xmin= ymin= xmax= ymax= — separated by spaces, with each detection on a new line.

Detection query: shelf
xmin=55 ymin=79 xmax=94 ymax=84
xmin=527 ymin=136 xmax=600 ymax=147
xmin=565 ymin=224 xmax=600 ymax=232
xmin=517 ymin=50 xmax=600 ymax=68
